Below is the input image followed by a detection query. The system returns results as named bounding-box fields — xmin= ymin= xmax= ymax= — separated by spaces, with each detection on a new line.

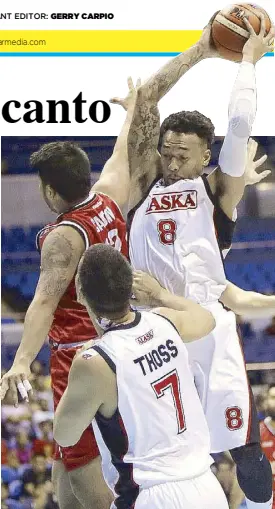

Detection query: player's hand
xmin=242 ymin=15 xmax=275 ymax=64
xmin=77 ymin=338 xmax=98 ymax=355
xmin=244 ymin=138 xmax=270 ymax=186
xmin=0 ymin=363 xmax=33 ymax=407
xmin=198 ymin=11 xmax=225 ymax=59
xmin=132 ymin=271 xmax=163 ymax=307
xmin=110 ymin=77 xmax=141 ymax=111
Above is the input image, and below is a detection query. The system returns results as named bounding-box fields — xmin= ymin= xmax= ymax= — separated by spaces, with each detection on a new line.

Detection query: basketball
xmin=211 ymin=4 xmax=272 ymax=61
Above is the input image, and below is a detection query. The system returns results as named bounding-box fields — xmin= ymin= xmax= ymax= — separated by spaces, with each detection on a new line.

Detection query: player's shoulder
xmin=41 ymin=223 xmax=85 ymax=252
xmin=72 ymin=347 xmax=101 ymax=375
xmin=151 ymin=308 xmax=179 ymax=332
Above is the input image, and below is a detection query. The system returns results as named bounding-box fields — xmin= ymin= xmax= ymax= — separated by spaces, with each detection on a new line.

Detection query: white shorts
xmin=186 ymin=303 xmax=259 ymax=453
xmin=121 ymin=470 xmax=228 ymax=509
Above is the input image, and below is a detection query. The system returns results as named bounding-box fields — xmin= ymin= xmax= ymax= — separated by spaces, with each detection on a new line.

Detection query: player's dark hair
xmin=79 ymin=244 xmax=133 ymax=317
xmin=30 ymin=142 xmax=91 ymax=203
xmin=159 ymin=110 xmax=215 ymax=149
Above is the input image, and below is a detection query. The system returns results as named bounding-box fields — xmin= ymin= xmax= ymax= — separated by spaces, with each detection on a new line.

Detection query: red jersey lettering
xmin=145 ymin=191 xmax=197 ymax=215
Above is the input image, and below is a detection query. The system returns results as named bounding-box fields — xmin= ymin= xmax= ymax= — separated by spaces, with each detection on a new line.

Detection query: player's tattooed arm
xmin=138 ymin=11 xmax=224 ymax=103
xmin=127 ymin=91 xmax=161 ymax=209
xmin=142 ymin=44 xmax=204 ymax=104
xmin=37 ymin=228 xmax=83 ymax=298
xmin=0 ymin=226 xmax=85 ymax=406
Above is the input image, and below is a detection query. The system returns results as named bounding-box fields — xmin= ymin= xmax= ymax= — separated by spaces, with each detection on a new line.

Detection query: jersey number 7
xmin=151 ymin=369 xmax=186 ymax=434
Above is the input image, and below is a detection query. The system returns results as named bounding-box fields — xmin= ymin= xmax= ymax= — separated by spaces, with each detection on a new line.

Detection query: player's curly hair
xmin=78 ymin=244 xmax=133 ymax=317
xmin=159 ymin=110 xmax=215 ymax=149
xmin=30 ymin=141 xmax=91 ymax=203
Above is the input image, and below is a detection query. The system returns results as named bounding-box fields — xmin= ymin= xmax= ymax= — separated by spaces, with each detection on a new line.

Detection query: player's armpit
xmin=53 ymin=354 xmax=105 ymax=447
xmin=207 ymin=168 xmax=245 ymax=220
xmin=154 ymin=305 xmax=215 ymax=342
xmin=36 ymin=225 xmax=85 ymax=306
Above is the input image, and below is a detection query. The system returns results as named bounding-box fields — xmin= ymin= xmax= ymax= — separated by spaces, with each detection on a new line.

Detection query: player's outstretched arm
xmin=220 ymin=281 xmax=275 ymax=318
xmin=92 ymin=78 xmax=139 ymax=214
xmin=54 ymin=353 xmax=105 ymax=447
xmin=136 ymin=11 xmax=225 ymax=105
xmin=207 ymin=15 xmax=274 ymax=219
xmin=0 ymin=226 xmax=85 ymax=406
xmin=132 ymin=271 xmax=215 ymax=341
xmin=127 ymin=85 xmax=161 ymax=209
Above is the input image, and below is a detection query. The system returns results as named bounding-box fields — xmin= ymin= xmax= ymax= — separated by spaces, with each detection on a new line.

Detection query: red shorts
xmin=50 ymin=345 xmax=99 ymax=471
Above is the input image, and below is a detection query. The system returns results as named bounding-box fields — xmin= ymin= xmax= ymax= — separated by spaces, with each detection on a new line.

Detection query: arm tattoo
xmin=128 ymin=99 xmax=160 ymax=189
xmin=146 ymin=44 xmax=204 ymax=102
xmin=38 ymin=231 xmax=76 ymax=298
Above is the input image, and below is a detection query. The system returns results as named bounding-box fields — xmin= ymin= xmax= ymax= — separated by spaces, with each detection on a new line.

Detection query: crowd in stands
xmin=1 ymin=360 xmax=58 ymax=509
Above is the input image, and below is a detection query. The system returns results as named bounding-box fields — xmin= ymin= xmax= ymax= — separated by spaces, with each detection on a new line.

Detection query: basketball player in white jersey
xmin=123 ymin=14 xmax=274 ymax=509
xmin=54 ymin=244 xmax=229 ymax=509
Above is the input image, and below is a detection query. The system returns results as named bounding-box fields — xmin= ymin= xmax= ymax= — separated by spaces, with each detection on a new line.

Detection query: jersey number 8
xmin=157 ymin=219 xmax=177 ymax=245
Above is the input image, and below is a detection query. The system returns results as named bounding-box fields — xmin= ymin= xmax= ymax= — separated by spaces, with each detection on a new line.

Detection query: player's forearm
xmin=235 ymin=292 xmax=275 ymax=317
xmin=13 ymin=299 xmax=55 ymax=366
xmin=141 ymin=43 xmax=204 ymax=102
xmin=153 ymin=287 xmax=199 ymax=312
xmin=115 ymin=100 xmax=135 ymax=154
xmin=54 ymin=390 xmax=78 ymax=447
xmin=219 ymin=61 xmax=257 ymax=177
xmin=220 ymin=287 xmax=275 ymax=317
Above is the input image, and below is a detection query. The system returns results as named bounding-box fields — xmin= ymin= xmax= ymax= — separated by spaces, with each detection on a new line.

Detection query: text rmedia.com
xmin=0 ymin=39 xmax=46 ymax=46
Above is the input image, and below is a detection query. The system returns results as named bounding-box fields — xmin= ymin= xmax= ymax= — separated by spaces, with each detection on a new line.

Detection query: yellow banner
xmin=0 ymin=30 xmax=201 ymax=53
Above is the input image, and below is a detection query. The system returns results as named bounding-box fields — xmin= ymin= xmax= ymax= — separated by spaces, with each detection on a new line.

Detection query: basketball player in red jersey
xmin=0 ymin=85 xmax=137 ymax=509
xmin=260 ymin=385 xmax=275 ymax=509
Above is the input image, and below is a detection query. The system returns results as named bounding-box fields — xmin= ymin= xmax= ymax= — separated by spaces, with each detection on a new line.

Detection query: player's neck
xmin=268 ymin=417 xmax=275 ymax=431
xmin=111 ymin=310 xmax=136 ymax=326
xmin=59 ymin=193 xmax=90 ymax=213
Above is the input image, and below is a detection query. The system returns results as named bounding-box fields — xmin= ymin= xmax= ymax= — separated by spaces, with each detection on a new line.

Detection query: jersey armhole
xmin=201 ymin=174 xmax=236 ymax=251
xmin=57 ymin=220 xmax=90 ymax=250
xmin=92 ymin=345 xmax=116 ymax=374
xmin=152 ymin=312 xmax=181 ymax=337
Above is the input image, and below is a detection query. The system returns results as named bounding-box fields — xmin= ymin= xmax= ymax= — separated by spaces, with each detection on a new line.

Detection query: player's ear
xmin=46 ymin=184 xmax=55 ymax=199
xmin=203 ymin=149 xmax=211 ymax=167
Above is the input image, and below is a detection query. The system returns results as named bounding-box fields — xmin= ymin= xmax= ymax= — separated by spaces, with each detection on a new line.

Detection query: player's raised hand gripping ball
xmin=211 ymin=4 xmax=272 ymax=61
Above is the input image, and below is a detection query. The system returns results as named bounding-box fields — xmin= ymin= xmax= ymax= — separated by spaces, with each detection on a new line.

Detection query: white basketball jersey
xmin=85 ymin=310 xmax=212 ymax=504
xmin=128 ymin=176 xmax=235 ymax=305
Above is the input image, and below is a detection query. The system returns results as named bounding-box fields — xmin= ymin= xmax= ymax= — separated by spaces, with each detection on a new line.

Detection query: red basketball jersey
xmin=260 ymin=417 xmax=275 ymax=507
xmin=37 ymin=193 xmax=127 ymax=345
